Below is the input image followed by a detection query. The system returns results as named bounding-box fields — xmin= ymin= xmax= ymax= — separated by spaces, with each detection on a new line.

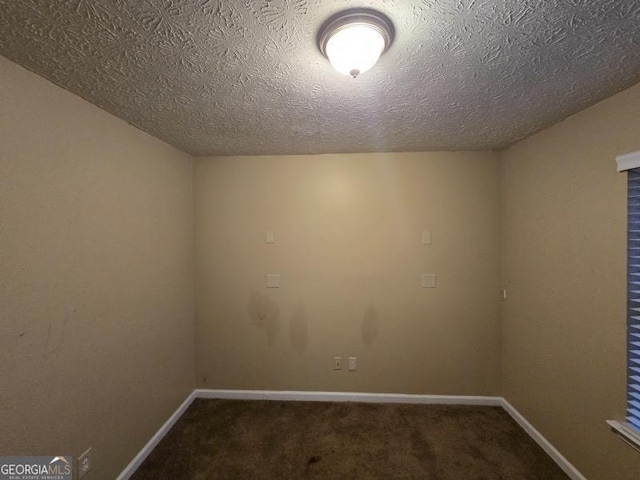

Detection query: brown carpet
xmin=131 ymin=399 xmax=570 ymax=480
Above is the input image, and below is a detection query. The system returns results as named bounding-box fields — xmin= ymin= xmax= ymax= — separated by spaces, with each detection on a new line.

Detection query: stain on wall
xmin=248 ymin=288 xmax=280 ymax=345
xmin=289 ymin=304 xmax=309 ymax=353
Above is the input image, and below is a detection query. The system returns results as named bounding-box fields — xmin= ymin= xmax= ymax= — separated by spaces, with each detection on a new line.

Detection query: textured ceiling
xmin=1 ymin=0 xmax=640 ymax=156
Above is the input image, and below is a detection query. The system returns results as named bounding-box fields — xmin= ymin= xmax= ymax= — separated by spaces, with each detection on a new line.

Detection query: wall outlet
xmin=78 ymin=448 xmax=92 ymax=478
xmin=334 ymin=356 xmax=342 ymax=370
xmin=265 ymin=230 xmax=275 ymax=243
xmin=348 ymin=357 xmax=357 ymax=371
xmin=422 ymin=273 xmax=436 ymax=288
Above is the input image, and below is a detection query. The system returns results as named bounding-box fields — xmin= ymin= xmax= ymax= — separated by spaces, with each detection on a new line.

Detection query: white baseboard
xmin=116 ymin=390 xmax=196 ymax=480
xmin=117 ymin=390 xmax=586 ymax=480
xmin=194 ymin=389 xmax=503 ymax=406
xmin=501 ymin=399 xmax=587 ymax=480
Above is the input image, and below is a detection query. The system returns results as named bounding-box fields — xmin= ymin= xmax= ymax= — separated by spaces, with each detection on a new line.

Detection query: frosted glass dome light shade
xmin=325 ymin=25 xmax=385 ymax=78
xmin=319 ymin=10 xmax=394 ymax=79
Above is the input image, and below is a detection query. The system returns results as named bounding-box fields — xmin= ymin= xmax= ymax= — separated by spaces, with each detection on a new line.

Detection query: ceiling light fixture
xmin=318 ymin=9 xmax=394 ymax=79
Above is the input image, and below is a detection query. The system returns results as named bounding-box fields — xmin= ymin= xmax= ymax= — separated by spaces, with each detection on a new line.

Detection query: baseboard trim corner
xmin=194 ymin=389 xmax=503 ymax=406
xmin=501 ymin=399 xmax=587 ymax=480
xmin=116 ymin=390 xmax=196 ymax=480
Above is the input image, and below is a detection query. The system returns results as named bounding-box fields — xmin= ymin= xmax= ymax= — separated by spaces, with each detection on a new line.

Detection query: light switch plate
xmin=265 ymin=230 xmax=275 ymax=244
xmin=422 ymin=230 xmax=432 ymax=245
xmin=422 ymin=274 xmax=436 ymax=288
xmin=266 ymin=274 xmax=280 ymax=288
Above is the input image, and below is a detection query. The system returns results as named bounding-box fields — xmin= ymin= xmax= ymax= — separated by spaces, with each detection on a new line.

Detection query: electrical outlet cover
xmin=348 ymin=357 xmax=357 ymax=371
xmin=422 ymin=274 xmax=436 ymax=288
xmin=265 ymin=230 xmax=275 ymax=243
xmin=78 ymin=448 xmax=92 ymax=479
xmin=333 ymin=356 xmax=342 ymax=370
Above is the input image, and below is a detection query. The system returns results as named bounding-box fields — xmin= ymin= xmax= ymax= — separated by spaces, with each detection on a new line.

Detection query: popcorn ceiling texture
xmin=1 ymin=0 xmax=639 ymax=156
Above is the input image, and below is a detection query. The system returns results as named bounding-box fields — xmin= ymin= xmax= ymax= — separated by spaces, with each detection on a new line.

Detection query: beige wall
xmin=7 ymin=44 xmax=640 ymax=480
xmin=501 ymin=82 xmax=640 ymax=479
xmin=194 ymin=152 xmax=502 ymax=395
xmin=0 ymin=57 xmax=195 ymax=478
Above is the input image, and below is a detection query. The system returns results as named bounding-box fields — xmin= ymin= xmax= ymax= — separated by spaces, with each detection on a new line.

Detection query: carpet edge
xmin=116 ymin=389 xmax=587 ymax=480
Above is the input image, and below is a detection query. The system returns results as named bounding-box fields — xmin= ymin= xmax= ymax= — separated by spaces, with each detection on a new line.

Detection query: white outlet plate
xmin=422 ymin=274 xmax=436 ymax=288
xmin=78 ymin=448 xmax=92 ymax=479
xmin=265 ymin=230 xmax=275 ymax=244
xmin=348 ymin=357 xmax=357 ymax=371
xmin=422 ymin=230 xmax=432 ymax=245
xmin=266 ymin=274 xmax=280 ymax=288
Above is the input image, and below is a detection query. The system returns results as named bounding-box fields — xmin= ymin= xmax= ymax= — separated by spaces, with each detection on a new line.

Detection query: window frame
xmin=608 ymin=151 xmax=640 ymax=452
